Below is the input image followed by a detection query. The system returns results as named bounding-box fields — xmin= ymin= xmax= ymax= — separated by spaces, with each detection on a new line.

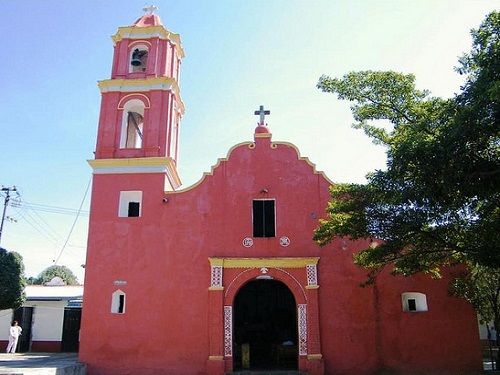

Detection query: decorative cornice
xmin=271 ymin=141 xmax=333 ymax=185
xmin=167 ymin=142 xmax=255 ymax=194
xmin=89 ymin=156 xmax=174 ymax=168
xmin=169 ymin=137 xmax=333 ymax=195
xmin=208 ymin=257 xmax=319 ymax=269
xmin=88 ymin=157 xmax=181 ymax=187
xmin=98 ymin=77 xmax=185 ymax=113
xmin=112 ymin=26 xmax=185 ymax=58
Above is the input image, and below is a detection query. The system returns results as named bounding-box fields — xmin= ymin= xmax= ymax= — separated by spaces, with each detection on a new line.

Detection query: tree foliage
xmin=35 ymin=265 xmax=79 ymax=285
xmin=0 ymin=247 xmax=26 ymax=310
xmin=314 ymin=12 xmax=500 ymax=278
xmin=451 ymin=263 xmax=500 ymax=368
xmin=450 ymin=264 xmax=500 ymax=343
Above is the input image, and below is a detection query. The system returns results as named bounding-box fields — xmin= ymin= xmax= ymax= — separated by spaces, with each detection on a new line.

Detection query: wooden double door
xmin=233 ymin=279 xmax=298 ymax=370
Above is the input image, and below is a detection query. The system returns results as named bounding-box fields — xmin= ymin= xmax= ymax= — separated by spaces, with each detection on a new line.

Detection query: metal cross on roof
xmin=254 ymin=105 xmax=270 ymax=124
xmin=143 ymin=5 xmax=158 ymax=15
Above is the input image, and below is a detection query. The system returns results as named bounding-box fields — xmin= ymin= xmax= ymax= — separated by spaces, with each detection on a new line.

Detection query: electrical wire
xmin=25 ymin=202 xmax=64 ymax=242
xmin=17 ymin=206 xmax=62 ymax=244
xmin=21 ymin=202 xmax=89 ymax=216
xmin=13 ymin=207 xmax=60 ymax=246
xmin=3 ymin=184 xmax=90 ymax=259
xmin=54 ymin=178 xmax=91 ymax=265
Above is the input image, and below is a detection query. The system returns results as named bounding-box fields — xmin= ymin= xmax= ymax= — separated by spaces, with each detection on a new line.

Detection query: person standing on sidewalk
xmin=6 ymin=320 xmax=22 ymax=354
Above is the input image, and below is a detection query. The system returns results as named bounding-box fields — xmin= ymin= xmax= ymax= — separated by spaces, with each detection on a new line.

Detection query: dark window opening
xmin=131 ymin=49 xmax=148 ymax=72
xmin=128 ymin=202 xmax=140 ymax=217
xmin=253 ymin=200 xmax=275 ymax=237
xmin=408 ymin=299 xmax=417 ymax=311
xmin=118 ymin=295 xmax=125 ymax=314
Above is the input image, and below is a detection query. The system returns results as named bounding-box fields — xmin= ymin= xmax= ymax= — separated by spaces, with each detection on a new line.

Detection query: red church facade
xmin=79 ymin=11 xmax=482 ymax=375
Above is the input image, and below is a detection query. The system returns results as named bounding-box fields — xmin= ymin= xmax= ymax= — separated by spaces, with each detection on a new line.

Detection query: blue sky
xmin=0 ymin=0 xmax=498 ymax=282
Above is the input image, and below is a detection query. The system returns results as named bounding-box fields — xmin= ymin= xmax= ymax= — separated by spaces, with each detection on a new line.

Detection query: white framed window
xmin=111 ymin=290 xmax=126 ymax=314
xmin=119 ymin=99 xmax=145 ymax=149
xmin=402 ymin=292 xmax=428 ymax=312
xmin=119 ymin=191 xmax=142 ymax=218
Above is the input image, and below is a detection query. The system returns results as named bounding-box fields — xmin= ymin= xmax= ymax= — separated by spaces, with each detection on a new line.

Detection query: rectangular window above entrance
xmin=253 ymin=200 xmax=275 ymax=237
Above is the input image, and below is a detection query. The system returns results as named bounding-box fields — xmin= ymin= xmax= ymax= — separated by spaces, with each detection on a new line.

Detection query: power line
xmin=54 ymin=178 xmax=92 ymax=265
xmin=16 ymin=205 xmax=62 ymax=244
xmin=20 ymin=202 xmax=89 ymax=216
xmin=0 ymin=187 xmax=88 ymax=261
xmin=14 ymin=207 xmax=60 ymax=246
xmin=1 ymin=185 xmax=90 ymax=257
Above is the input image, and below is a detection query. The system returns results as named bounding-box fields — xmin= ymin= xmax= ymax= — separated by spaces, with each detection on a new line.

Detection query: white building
xmin=0 ymin=282 xmax=83 ymax=352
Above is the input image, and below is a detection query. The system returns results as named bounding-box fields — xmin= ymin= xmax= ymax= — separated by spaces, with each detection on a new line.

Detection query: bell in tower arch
xmin=131 ymin=49 xmax=148 ymax=70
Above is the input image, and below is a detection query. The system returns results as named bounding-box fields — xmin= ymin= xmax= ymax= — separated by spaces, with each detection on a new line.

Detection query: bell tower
xmin=89 ymin=6 xmax=184 ymax=190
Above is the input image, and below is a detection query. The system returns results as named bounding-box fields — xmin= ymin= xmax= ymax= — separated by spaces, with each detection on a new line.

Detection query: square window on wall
xmin=402 ymin=292 xmax=428 ymax=312
xmin=119 ymin=191 xmax=143 ymax=217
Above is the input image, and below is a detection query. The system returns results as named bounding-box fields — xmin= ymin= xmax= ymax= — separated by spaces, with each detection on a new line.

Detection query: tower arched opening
xmin=129 ymin=45 xmax=148 ymax=73
xmin=119 ymin=99 xmax=145 ymax=149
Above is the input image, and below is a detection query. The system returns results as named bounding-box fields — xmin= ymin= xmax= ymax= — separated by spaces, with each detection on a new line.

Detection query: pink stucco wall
xmin=80 ymin=134 xmax=481 ymax=375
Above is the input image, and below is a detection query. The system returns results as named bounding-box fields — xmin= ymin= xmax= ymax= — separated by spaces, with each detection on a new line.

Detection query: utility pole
xmin=0 ymin=186 xmax=18 ymax=246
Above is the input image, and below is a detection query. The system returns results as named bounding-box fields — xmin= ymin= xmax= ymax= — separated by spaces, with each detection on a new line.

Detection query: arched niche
xmin=119 ymin=99 xmax=145 ymax=149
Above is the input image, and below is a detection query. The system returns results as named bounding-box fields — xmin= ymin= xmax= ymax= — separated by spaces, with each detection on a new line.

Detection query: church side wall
xmin=317 ymin=244 xmax=382 ymax=375
xmin=374 ymin=270 xmax=482 ymax=374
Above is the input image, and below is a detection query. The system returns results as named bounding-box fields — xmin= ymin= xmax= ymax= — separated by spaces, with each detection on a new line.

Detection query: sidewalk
xmin=0 ymin=353 xmax=85 ymax=374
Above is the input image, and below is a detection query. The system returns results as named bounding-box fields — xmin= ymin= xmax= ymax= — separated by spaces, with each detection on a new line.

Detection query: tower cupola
xmin=90 ymin=7 xmax=184 ymax=191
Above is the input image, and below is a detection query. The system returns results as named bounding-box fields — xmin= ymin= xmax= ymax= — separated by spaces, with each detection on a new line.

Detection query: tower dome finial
xmin=143 ymin=5 xmax=158 ymax=15
xmin=133 ymin=5 xmax=163 ymax=27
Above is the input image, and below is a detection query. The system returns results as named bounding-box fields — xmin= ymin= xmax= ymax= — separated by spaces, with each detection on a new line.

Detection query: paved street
xmin=0 ymin=353 xmax=85 ymax=374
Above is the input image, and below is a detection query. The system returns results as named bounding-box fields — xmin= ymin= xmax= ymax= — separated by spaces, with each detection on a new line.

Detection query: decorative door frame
xmin=206 ymin=257 xmax=324 ymax=375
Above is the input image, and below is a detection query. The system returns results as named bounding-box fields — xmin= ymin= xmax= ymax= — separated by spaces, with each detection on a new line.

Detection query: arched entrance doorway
xmin=233 ymin=279 xmax=298 ymax=371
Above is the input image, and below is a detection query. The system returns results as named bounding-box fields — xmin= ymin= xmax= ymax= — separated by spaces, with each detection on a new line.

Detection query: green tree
xmin=35 ymin=265 xmax=79 ymax=285
xmin=314 ymin=11 xmax=499 ymax=279
xmin=25 ymin=276 xmax=37 ymax=285
xmin=0 ymin=247 xmax=26 ymax=310
xmin=450 ymin=264 xmax=500 ymax=365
